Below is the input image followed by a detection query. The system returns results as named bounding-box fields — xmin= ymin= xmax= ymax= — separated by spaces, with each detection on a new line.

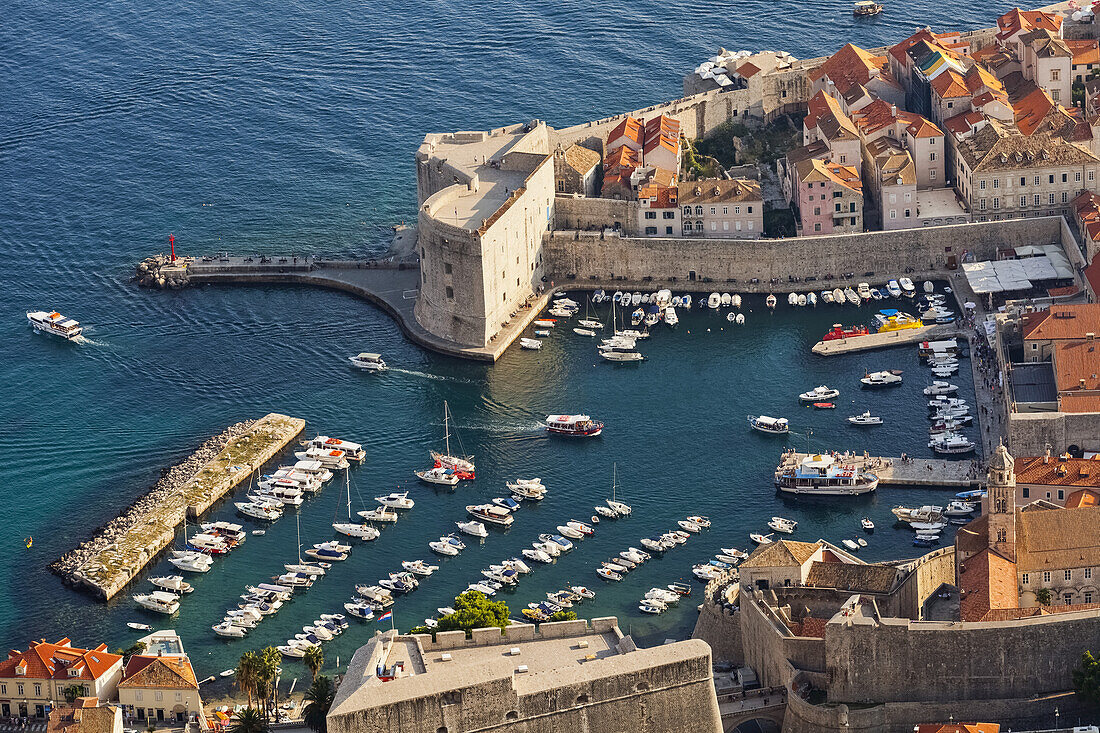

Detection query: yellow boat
xmin=874 ymin=309 xmax=923 ymax=333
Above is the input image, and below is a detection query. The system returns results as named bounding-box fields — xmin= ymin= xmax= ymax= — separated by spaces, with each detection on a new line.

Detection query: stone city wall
xmin=738 ymin=589 xmax=826 ymax=690
xmin=543 ymin=216 xmax=1065 ymax=292
xmin=825 ymin=606 xmax=1100 ymax=704
xmin=892 ymin=547 xmax=956 ymax=619
xmin=1010 ymin=409 xmax=1100 ymax=455
xmin=554 ymin=194 xmax=638 ymax=235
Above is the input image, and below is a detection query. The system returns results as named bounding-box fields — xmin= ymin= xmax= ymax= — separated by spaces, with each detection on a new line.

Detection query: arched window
xmin=505 ymin=711 xmax=519 ymax=721
xmin=576 ymin=694 xmax=590 ymax=705
xmin=695 ymin=221 xmax=704 ymax=231
xmin=694 ymin=205 xmax=704 ymax=215
xmin=683 ymin=206 xmax=692 ymax=216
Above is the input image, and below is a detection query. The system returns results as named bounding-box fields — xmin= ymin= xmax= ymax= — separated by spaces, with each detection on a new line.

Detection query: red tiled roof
xmin=1021 ymin=305 xmax=1100 ymax=341
xmin=1086 ymin=254 xmax=1100 ymax=300
xmin=907 ymin=116 xmax=943 ymax=139
xmin=119 ymin=656 xmax=198 ymax=689
xmin=1015 ymin=455 xmax=1100 ymax=488
xmin=943 ymin=110 xmax=984 ymax=136
xmin=737 ymin=62 xmax=762 ymax=78
xmin=1047 ymin=285 xmax=1080 ymax=298
xmin=603 ymin=145 xmax=640 ymax=176
xmin=606 ymin=116 xmax=643 ymax=148
xmin=1060 ymin=394 xmax=1100 ymax=413
xmin=1052 ymin=339 xmax=1100 ymax=392
xmin=889 ymin=28 xmax=940 ymax=65
xmin=1014 ymin=86 xmax=1056 ymax=136
xmin=958 ymin=548 xmax=1019 ymax=622
xmin=811 ymin=44 xmax=889 ymax=96
xmin=997 ymin=8 xmax=1062 ymax=41
xmin=0 ymin=640 xmax=121 ymax=683
xmin=1068 ymin=39 xmax=1100 ymax=66
xmin=932 ymin=69 xmax=970 ymax=99
xmin=1065 ymin=488 xmax=1100 ymax=508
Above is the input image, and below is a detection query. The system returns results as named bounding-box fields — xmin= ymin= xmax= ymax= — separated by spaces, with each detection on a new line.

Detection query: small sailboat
xmin=605 ymin=463 xmax=631 ymax=515
xmin=430 ymin=401 xmax=475 ymax=478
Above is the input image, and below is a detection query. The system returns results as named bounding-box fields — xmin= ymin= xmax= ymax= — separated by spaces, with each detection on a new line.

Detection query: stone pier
xmin=777 ymin=451 xmax=983 ymax=488
xmin=51 ymin=413 xmax=304 ymax=600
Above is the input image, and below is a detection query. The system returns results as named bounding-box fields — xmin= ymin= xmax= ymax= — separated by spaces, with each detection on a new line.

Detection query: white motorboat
xmin=768 ymin=516 xmax=797 ymax=534
xmin=304 ymin=541 xmax=350 ymax=562
xmin=844 ymin=288 xmax=860 ymax=305
xmin=467 ymin=504 xmax=514 ymax=526
xmin=735 ymin=313 xmax=745 ymax=325
xmin=294 ymin=446 xmax=350 ymax=469
xmin=168 ymin=554 xmax=212 ymax=573
xmin=931 ymin=365 xmax=958 ymax=378
xmin=522 ymin=548 xmax=553 ymax=563
xmin=429 ymin=538 xmax=460 ymax=555
xmin=693 ymin=564 xmax=721 ymax=580
xmin=259 ymin=473 xmax=321 ymax=493
xmin=857 ymin=282 xmax=872 ymax=301
xmin=601 ymin=350 xmax=644 ymax=363
xmin=457 ymin=520 xmax=489 ymax=537
xmin=430 ymin=401 xmax=475 ymax=477
xmin=235 ymin=502 xmax=282 ymax=521
xmin=251 ymin=485 xmax=304 ymax=507
xmin=775 ymin=453 xmax=879 ymax=496
xmin=134 ymin=591 xmax=180 ymax=615
xmin=929 ymin=434 xmax=976 ymax=454
xmin=545 ymin=414 xmax=604 ymax=437
xmin=799 ymin=385 xmax=840 ymax=402
xmin=519 ymin=338 xmax=542 ymax=350
xmin=749 ymin=415 xmax=789 ymax=434
xmin=842 ymin=539 xmax=860 ymax=551
xmin=720 ymin=547 xmax=748 ymax=560
xmin=924 ymin=381 xmax=958 ymax=396
xmin=594 ymin=505 xmax=617 ymax=518
xmin=344 ymin=601 xmax=375 ymax=620
xmin=27 ymin=310 xmax=83 ymax=340
xmin=375 ymin=492 xmax=415 ymax=509
xmin=278 ymin=645 xmax=306 ymax=658
xmin=415 ymin=466 xmax=459 ymax=486
xmin=807 ymin=292 xmax=817 ymax=307
xmin=349 ymin=352 xmax=387 ymax=372
xmin=285 ymin=562 xmax=326 ymax=576
xmin=151 ymin=576 xmax=193 ymax=594
xmin=127 ymin=622 xmax=152 ymax=631
xmin=677 ymin=519 xmax=702 ymax=533
xmin=788 ymin=292 xmax=798 ymax=306
xmin=721 ymin=293 xmax=732 ymax=307
xmin=886 ymin=280 xmax=901 ymax=297
xmin=534 ymin=319 xmax=556 ymax=328
xmin=213 ymin=622 xmax=247 ymax=638
xmin=597 ymin=567 xmax=622 ymax=581
xmin=305 ymin=435 xmax=365 ymax=462
xmin=766 ymin=294 xmax=777 ymax=309
xmin=706 ymin=293 xmax=721 ymax=309
xmin=848 ymin=411 xmax=883 ymax=426
xmin=534 ymin=540 xmax=560 ymax=557
xmin=573 ymin=327 xmax=596 ymax=336
xmin=860 ymin=370 xmax=902 ymax=388
xmin=334 ymin=522 xmax=380 ymax=540
xmin=750 ymin=533 xmax=773 ymax=545
xmin=664 ymin=307 xmax=678 ymax=327
xmin=924 ymin=281 xmax=934 ymax=293
xmin=943 ymin=501 xmax=977 ymax=517
xmin=357 ymin=506 xmax=398 ymax=522
xmin=899 ymin=277 xmax=916 ymax=297
xmin=567 ymin=520 xmax=594 ymax=535
xmin=892 ymin=505 xmax=944 ymax=523
xmin=557 ymin=524 xmax=584 ymax=539
xmin=510 ymin=482 xmax=547 ymax=500
xmin=861 ymin=518 xmax=875 ymax=532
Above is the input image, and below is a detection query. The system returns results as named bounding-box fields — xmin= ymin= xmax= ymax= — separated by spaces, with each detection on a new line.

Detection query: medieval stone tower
xmin=986 ymin=441 xmax=1017 ymax=562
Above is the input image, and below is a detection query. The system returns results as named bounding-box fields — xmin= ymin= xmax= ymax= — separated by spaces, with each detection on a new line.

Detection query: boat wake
xmin=387 ymin=368 xmax=474 ymax=384
xmin=72 ymin=335 xmax=107 ymax=346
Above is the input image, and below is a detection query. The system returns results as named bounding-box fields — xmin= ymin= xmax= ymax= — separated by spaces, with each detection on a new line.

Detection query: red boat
xmin=545 ymin=414 xmax=604 ymax=437
xmin=813 ymin=402 xmax=836 ymax=409
xmin=822 ymin=324 xmax=870 ymax=341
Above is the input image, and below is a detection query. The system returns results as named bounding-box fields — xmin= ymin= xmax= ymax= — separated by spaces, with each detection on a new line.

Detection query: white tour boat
xmin=848 ymin=411 xmax=883 ymax=426
xmin=348 ymin=353 xmax=387 ymax=372
xmin=375 ymin=492 xmax=415 ymax=509
xmin=860 ymin=370 xmax=902 ymax=388
xmin=294 ymin=446 xmax=350 ymax=470
xmin=27 ymin=310 xmax=83 ymax=340
xmin=305 ymin=436 xmax=365 ymax=462
xmin=466 ymin=504 xmax=514 ymax=526
xmin=545 ymin=414 xmax=604 ymax=437
xmin=749 ymin=415 xmax=789 ymax=435
xmin=774 ymin=453 xmax=879 ymax=495
xmin=415 ymin=466 xmax=459 ymax=486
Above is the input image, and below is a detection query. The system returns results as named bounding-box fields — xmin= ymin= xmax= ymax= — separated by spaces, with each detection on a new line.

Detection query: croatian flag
xmin=377 ymin=611 xmax=392 ymax=623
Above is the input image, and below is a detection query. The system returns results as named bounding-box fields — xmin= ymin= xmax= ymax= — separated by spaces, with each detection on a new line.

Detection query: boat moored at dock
xmin=305 ymin=436 xmax=365 ymax=462
xmin=774 ymin=453 xmax=879 ymax=496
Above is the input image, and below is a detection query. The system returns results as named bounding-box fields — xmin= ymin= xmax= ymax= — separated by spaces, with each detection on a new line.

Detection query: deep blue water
xmin=3 ymin=0 xmax=1007 ymax=685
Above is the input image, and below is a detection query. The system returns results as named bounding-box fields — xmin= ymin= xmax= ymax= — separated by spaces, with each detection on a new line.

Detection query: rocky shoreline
xmin=48 ymin=419 xmax=257 ymax=584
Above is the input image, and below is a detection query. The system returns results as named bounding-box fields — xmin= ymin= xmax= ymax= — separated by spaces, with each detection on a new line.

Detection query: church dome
xmin=990 ymin=442 xmax=1013 ymax=474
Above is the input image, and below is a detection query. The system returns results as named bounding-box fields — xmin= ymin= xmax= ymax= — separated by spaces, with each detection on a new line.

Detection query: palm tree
xmin=302 ymin=676 xmax=335 ymax=733
xmin=257 ymin=647 xmax=282 ymax=721
xmin=227 ymin=707 xmax=266 ymax=733
xmin=303 ymin=646 xmax=323 ymax=680
xmin=236 ymin=651 xmax=261 ymax=708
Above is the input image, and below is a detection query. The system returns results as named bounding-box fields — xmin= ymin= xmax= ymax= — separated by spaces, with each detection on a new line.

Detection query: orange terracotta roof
xmin=805 ymin=91 xmax=845 ymax=131
xmin=1015 ymin=455 xmax=1100 ymax=488
xmin=643 ymin=114 xmax=680 ymax=146
xmin=606 ymin=116 xmax=643 ymax=148
xmin=907 ymin=116 xmax=943 ymax=139
xmin=0 ymin=640 xmax=120 ymax=683
xmin=889 ymin=28 xmax=941 ymax=65
xmin=637 ymin=183 xmax=677 ymax=208
xmin=1047 ymin=285 xmax=1080 ymax=298
xmin=603 ymin=145 xmax=640 ymax=176
xmin=1022 ymin=305 xmax=1100 ymax=341
xmin=932 ymin=69 xmax=970 ymax=99
xmin=958 ymin=548 xmax=1019 ymax=622
xmin=915 ymin=724 xmax=1000 ymax=733
xmin=943 ymin=110 xmax=984 ymax=136
xmin=643 ymin=134 xmax=679 ymax=158
xmin=997 ymin=8 xmax=1062 ymax=41
xmin=789 ymin=616 xmax=828 ymax=638
xmin=1068 ymin=39 xmax=1100 ymax=66
xmin=1060 ymin=394 xmax=1100 ymax=413
xmin=1065 ymin=488 xmax=1100 ymax=508
xmin=1014 ymin=87 xmax=1057 ymax=136
xmin=120 ymin=655 xmax=198 ymax=689
xmin=965 ymin=65 xmax=1005 ymax=95
xmin=1086 ymin=254 xmax=1100 ymax=300
xmin=811 ymin=44 xmax=888 ymax=96
xmin=1052 ymin=339 xmax=1100 ymax=393
xmin=971 ymin=45 xmax=1004 ymax=65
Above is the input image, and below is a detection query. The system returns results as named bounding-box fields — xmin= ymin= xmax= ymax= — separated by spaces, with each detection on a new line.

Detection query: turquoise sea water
xmin=3 ymin=0 xmax=1004 ymax=682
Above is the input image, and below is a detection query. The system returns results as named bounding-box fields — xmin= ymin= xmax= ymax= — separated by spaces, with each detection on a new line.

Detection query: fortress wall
xmin=554 ymin=195 xmax=637 ymax=235
xmin=691 ymin=600 xmax=744 ymax=665
xmin=739 ymin=589 xmax=826 ymax=689
xmin=825 ymin=607 xmax=1100 ymax=704
xmin=1010 ymin=407 xmax=1100 ymax=455
xmin=893 ymin=546 xmax=956 ymax=619
xmin=543 ymin=217 xmax=1064 ymax=292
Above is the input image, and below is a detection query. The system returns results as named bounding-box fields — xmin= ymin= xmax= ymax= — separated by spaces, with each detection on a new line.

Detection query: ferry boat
xmin=774 ymin=453 xmax=879 ymax=496
xmin=854 ymin=0 xmax=883 ymax=14
xmin=749 ymin=415 xmax=789 ymax=434
xmin=545 ymin=414 xmax=604 ymax=437
xmin=873 ymin=310 xmax=922 ymax=333
xmin=305 ymin=436 xmax=365 ymax=462
xmin=348 ymin=352 xmax=387 ymax=372
xmin=822 ymin=323 xmax=870 ymax=341
xmin=27 ymin=310 xmax=83 ymax=340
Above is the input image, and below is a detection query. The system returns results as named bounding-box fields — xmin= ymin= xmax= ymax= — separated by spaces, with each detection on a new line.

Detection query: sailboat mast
xmin=346 ymin=470 xmax=352 ymax=520
xmin=444 ymin=401 xmax=451 ymax=457
xmin=296 ymin=512 xmax=302 ymax=564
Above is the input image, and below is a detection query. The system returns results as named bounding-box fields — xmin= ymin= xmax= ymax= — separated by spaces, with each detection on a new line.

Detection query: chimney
xmin=1088 ymin=332 xmax=1095 ymax=342
xmin=891 ymin=104 xmax=897 ymax=117
xmin=1081 ymin=378 xmax=1087 ymax=389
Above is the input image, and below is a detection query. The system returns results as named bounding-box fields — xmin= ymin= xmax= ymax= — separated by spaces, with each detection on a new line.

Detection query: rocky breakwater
xmin=135 ymin=254 xmax=194 ymax=289
xmin=49 ymin=413 xmax=305 ymax=600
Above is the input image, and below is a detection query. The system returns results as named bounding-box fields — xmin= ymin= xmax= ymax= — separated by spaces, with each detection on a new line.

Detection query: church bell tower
xmin=986 ymin=441 xmax=1017 ymax=562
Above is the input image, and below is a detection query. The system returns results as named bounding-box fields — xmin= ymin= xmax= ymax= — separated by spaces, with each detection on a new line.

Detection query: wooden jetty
xmin=778 ymin=451 xmax=982 ymax=489
xmin=64 ymin=413 xmax=305 ymax=600
xmin=811 ymin=324 xmax=956 ymax=356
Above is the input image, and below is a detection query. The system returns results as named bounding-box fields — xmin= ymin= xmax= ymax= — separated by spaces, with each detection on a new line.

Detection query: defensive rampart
xmin=544 ymin=216 xmax=1067 ymax=292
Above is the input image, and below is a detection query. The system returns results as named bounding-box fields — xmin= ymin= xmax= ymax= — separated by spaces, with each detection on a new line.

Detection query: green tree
xmin=236 ymin=651 xmax=261 ymax=708
xmin=227 ymin=707 xmax=266 ymax=733
xmin=547 ymin=610 xmax=577 ymax=622
xmin=303 ymin=645 xmax=324 ymax=681
xmin=302 ymin=676 xmax=335 ymax=733
xmin=1035 ymin=588 xmax=1053 ymax=606
xmin=113 ymin=641 xmax=147 ymax=659
xmin=409 ymin=591 xmax=510 ymax=636
xmin=258 ymin=646 xmax=282 ymax=721
xmin=1074 ymin=650 xmax=1100 ymax=704
xmin=61 ymin=684 xmax=87 ymax=704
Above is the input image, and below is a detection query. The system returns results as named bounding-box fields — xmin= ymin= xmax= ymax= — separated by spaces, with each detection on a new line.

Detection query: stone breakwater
xmin=49 ymin=413 xmax=305 ymax=600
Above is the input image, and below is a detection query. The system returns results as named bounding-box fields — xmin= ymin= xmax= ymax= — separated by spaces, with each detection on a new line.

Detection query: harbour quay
xmin=50 ymin=413 xmax=304 ymax=601
xmin=777 ymin=450 xmax=982 ymax=489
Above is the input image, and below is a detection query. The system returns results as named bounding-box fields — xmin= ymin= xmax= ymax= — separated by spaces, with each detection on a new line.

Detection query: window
xmin=1053 ymin=89 xmax=1061 ymax=101
xmin=33 ymin=684 xmax=40 ymax=697
xmin=0 ymin=685 xmax=5 ymax=695
xmin=993 ymin=178 xmax=1000 ymax=189
xmin=1091 ymin=171 xmax=1096 ymax=181
xmin=645 ymin=226 xmax=657 ymax=235
xmin=1049 ymin=193 xmax=1056 ymax=204
xmin=814 ymin=223 xmax=822 ymax=232
xmin=1021 ymin=177 xmax=1027 ymax=186
xmin=835 ymin=203 xmax=842 ymax=213
xmin=1043 ymin=571 xmax=1052 ymax=583
xmin=443 ymin=262 xmax=452 ymax=275
xmin=980 ymin=199 xmax=987 ymax=210
xmin=833 ymin=191 xmax=842 ymax=198
xmin=695 ymin=221 xmax=703 ymax=231
xmin=734 ymin=206 xmax=741 ymax=215
xmin=1050 ymin=175 xmax=1056 ymax=184
xmin=849 ymin=202 xmax=855 ymax=212
xmin=1034 ymin=194 xmax=1041 ymax=206
xmin=1063 ymin=173 xmax=1068 ymax=183
xmin=947 ymin=101 xmax=954 ymax=109
xmin=839 ymin=155 xmax=846 ymax=164
xmin=1022 ymin=573 xmax=1029 ymax=585
xmin=445 ymin=285 xmax=454 ymax=299
xmin=174 ymin=692 xmax=182 ymax=702
xmin=930 ymin=152 xmax=937 ymax=161
xmin=1035 ymin=175 xmax=1041 ymax=185
xmin=1087 ymin=591 xmax=1094 ymax=604
xmin=694 ymin=205 xmax=703 ymax=215
xmin=905 ymin=209 xmax=911 ymax=217
xmin=557 ymin=180 xmax=564 ymax=192
xmin=17 ymin=685 xmax=23 ymax=696
xmin=993 ymin=197 xmax=1000 ymax=209
xmin=748 ymin=205 xmax=753 ymax=213
xmin=814 ymin=207 xmax=821 ymax=216
xmin=663 ymin=211 xmax=675 ymax=219
xmin=1077 ymin=171 xmax=1082 ymax=183
xmin=683 ymin=206 xmax=692 ymax=215
xmin=665 ymin=226 xmax=673 ymax=234
xmin=1020 ymin=195 xmax=1027 ymax=207
xmin=1086 ymin=568 xmax=1093 ymax=579
xmin=904 ymin=192 xmax=911 ymax=202
xmin=1023 ymin=486 xmax=1031 ymax=497
xmin=722 ymin=206 xmax=728 ymax=215
xmin=930 ymin=169 xmax=937 ymax=179
xmin=1064 ymin=592 xmax=1073 ymax=605
xmin=644 ymin=211 xmax=656 ymax=219
xmin=979 ymin=180 xmax=987 ymax=190
xmin=1066 ymin=569 xmax=1073 ymax=581
xmin=1062 ymin=192 xmax=1069 ymax=204
xmin=710 ymin=207 xmax=716 ymax=215
xmin=890 ymin=209 xmax=897 ymax=219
